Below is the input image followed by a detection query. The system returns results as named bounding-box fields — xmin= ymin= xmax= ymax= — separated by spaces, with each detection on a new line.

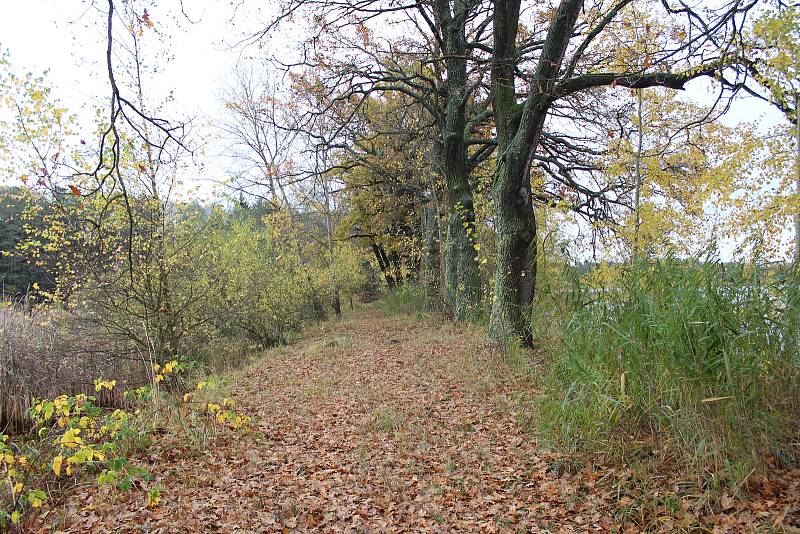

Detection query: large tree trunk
xmin=489 ymin=0 xmax=583 ymax=345
xmin=438 ymin=0 xmax=481 ymax=321
xmin=425 ymin=138 xmax=446 ymax=303
xmin=489 ymin=155 xmax=537 ymax=345
xmin=488 ymin=0 xmax=530 ymax=343
xmin=444 ymin=180 xmax=481 ymax=319
xmin=421 ymin=202 xmax=441 ymax=299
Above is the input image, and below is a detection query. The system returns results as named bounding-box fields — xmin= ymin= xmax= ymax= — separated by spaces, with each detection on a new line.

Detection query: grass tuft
xmin=366 ymin=404 xmax=406 ymax=433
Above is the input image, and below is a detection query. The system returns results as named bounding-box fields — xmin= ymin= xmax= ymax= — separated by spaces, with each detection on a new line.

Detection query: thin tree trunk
xmin=278 ymin=180 xmax=294 ymax=223
xmin=633 ymin=89 xmax=644 ymax=262
xmin=319 ymin=147 xmax=341 ymax=316
xmin=794 ymin=93 xmax=799 ymax=264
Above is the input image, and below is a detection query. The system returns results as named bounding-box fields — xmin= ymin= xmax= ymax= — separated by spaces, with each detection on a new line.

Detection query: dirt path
xmin=30 ymin=305 xmax=799 ymax=532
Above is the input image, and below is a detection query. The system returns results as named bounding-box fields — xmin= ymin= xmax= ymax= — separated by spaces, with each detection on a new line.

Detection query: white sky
xmin=2 ymin=2 xmax=784 ymax=139
xmin=0 ymin=0 xmax=792 ymax=260
xmin=0 ymin=0 xmax=274 ymax=195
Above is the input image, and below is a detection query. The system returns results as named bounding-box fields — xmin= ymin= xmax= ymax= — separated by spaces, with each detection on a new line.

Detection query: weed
xmin=381 ymin=285 xmax=439 ymax=316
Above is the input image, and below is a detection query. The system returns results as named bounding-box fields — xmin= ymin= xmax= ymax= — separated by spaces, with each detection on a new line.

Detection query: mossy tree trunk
xmin=489 ymin=0 xmax=583 ymax=345
xmin=437 ymin=0 xmax=481 ymax=320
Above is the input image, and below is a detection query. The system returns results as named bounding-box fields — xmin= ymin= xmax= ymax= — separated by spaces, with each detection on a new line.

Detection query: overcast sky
xmin=0 ymin=0 xmax=276 ymax=194
xmin=1 ymin=1 xmax=785 ymax=165
xmin=0 ymin=0 xmax=791 ymax=259
xmin=0 ymin=1 xmax=267 ymax=112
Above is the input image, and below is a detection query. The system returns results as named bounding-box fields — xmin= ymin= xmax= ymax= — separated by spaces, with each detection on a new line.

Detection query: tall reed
xmin=534 ymin=256 xmax=800 ymax=489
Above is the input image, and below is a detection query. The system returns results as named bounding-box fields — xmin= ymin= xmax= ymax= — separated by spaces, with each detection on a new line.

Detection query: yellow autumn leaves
xmin=153 ymin=359 xmax=179 ymax=383
xmin=59 ymin=428 xmax=83 ymax=448
xmin=2 ymin=360 xmax=251 ymax=527
xmin=52 ymin=455 xmax=63 ymax=476
xmin=94 ymin=379 xmax=117 ymax=392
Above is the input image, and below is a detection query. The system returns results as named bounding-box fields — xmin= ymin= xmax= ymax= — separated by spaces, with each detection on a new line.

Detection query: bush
xmin=535 ymin=256 xmax=800 ymax=490
xmin=16 ymin=191 xmax=372 ymax=367
xmin=0 ymin=359 xmax=250 ymax=528
xmin=200 ymin=214 xmax=370 ymax=350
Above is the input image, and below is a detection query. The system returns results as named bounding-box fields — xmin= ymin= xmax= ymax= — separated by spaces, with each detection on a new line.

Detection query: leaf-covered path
xmin=31 ymin=306 xmax=800 ymax=532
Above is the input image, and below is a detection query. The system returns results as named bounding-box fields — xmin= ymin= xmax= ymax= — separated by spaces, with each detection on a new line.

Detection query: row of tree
xmin=2 ymin=0 xmax=798 ymax=347
xmin=217 ymin=0 xmax=798 ymax=344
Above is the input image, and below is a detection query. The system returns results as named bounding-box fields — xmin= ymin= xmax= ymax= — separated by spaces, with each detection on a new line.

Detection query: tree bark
xmin=425 ymin=138 xmax=446 ymax=302
xmin=489 ymin=0 xmax=583 ymax=345
xmin=489 ymin=156 xmax=538 ymax=345
xmin=437 ymin=0 xmax=482 ymax=320
xmin=422 ymin=202 xmax=440 ymax=297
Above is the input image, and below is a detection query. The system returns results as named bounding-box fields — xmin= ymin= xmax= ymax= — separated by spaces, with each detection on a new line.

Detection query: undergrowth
xmin=0 ymin=360 xmax=251 ymax=529
xmin=533 ymin=256 xmax=800 ymax=494
xmin=381 ymin=284 xmax=484 ymax=324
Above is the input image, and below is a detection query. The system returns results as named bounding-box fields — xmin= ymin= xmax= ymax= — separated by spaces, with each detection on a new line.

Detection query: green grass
xmin=380 ymin=285 xmax=435 ymax=317
xmin=533 ymin=256 xmax=800 ymax=492
xmin=366 ymin=404 xmax=406 ymax=432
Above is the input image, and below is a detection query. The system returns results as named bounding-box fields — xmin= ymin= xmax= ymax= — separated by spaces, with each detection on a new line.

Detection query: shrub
xmin=201 ymin=215 xmax=370 ymax=349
